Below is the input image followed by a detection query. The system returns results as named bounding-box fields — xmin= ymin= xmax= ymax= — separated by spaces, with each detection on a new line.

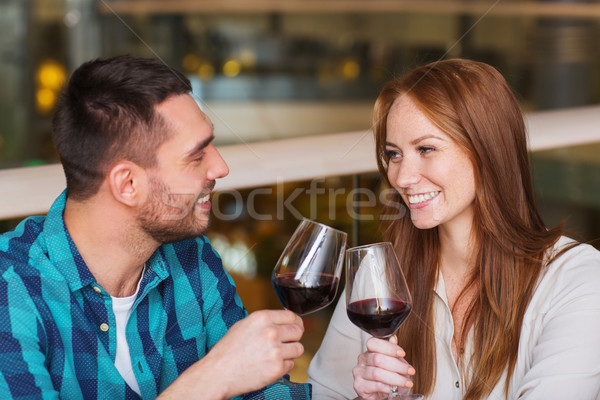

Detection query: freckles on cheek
xmin=450 ymin=167 xmax=476 ymax=203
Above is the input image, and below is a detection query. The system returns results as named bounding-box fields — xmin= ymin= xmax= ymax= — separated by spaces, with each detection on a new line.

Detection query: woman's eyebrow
xmin=410 ymin=134 xmax=445 ymax=145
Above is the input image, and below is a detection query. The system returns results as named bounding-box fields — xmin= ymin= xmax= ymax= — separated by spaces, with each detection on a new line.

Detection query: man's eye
xmin=192 ymin=153 xmax=205 ymax=162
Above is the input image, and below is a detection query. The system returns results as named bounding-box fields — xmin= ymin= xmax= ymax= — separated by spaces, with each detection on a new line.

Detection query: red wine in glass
xmin=345 ymin=242 xmax=423 ymax=400
xmin=271 ymin=219 xmax=346 ymax=387
xmin=272 ymin=273 xmax=340 ymax=316
xmin=347 ymin=298 xmax=411 ymax=339
xmin=272 ymin=218 xmax=347 ymax=317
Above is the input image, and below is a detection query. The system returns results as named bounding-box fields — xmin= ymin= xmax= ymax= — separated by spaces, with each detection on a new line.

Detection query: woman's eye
xmin=418 ymin=146 xmax=435 ymax=154
xmin=384 ymin=149 xmax=401 ymax=161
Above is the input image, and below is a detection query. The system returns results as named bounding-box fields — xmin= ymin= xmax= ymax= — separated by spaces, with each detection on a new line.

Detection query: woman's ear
xmin=107 ymin=161 xmax=146 ymax=207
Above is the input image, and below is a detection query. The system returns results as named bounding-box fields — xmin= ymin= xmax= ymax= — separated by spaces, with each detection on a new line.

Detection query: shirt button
xmin=93 ymin=286 xmax=102 ymax=293
xmin=455 ymin=381 xmax=460 ymax=388
xmin=100 ymin=323 xmax=109 ymax=332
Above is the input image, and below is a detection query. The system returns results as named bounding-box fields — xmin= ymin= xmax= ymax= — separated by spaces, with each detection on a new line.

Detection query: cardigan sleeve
xmin=307 ymin=288 xmax=370 ymax=400
xmin=513 ymin=242 xmax=600 ymax=399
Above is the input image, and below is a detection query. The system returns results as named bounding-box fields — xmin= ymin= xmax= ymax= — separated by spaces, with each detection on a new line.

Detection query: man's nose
xmin=206 ymin=145 xmax=229 ymax=181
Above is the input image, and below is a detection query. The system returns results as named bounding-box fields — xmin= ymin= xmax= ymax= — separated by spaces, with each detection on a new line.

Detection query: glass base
xmin=389 ymin=394 xmax=424 ymax=400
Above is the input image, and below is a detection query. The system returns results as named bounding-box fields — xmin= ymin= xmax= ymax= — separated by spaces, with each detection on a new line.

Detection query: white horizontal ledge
xmin=217 ymin=130 xmax=376 ymax=192
xmin=1 ymin=105 xmax=599 ymax=220
xmin=0 ymin=165 xmax=68 ymax=221
xmin=525 ymin=105 xmax=600 ymax=152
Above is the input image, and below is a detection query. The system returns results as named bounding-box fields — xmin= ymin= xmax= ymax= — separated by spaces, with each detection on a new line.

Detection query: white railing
xmin=1 ymin=104 xmax=599 ymax=221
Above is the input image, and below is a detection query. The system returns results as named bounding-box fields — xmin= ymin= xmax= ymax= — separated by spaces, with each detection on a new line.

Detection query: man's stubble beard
xmin=137 ymin=176 xmax=211 ymax=244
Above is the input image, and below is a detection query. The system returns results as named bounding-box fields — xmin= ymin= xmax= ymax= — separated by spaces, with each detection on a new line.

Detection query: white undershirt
xmin=111 ymin=268 xmax=144 ymax=396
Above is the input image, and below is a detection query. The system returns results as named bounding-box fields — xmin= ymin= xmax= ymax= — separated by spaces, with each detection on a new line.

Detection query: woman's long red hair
xmin=374 ymin=59 xmax=565 ymax=399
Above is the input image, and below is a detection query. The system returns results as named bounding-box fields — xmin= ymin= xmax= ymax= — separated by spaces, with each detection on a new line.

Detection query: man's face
xmin=137 ymin=94 xmax=229 ymax=244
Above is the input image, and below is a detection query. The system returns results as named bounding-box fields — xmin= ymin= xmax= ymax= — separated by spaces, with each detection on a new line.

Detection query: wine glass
xmin=346 ymin=242 xmax=423 ymax=400
xmin=272 ymin=218 xmax=347 ymax=316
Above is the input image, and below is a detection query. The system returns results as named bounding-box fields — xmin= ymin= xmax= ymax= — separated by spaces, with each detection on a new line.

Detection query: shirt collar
xmin=43 ymin=190 xmax=96 ymax=292
xmin=433 ymin=268 xmax=450 ymax=307
xmin=146 ymin=249 xmax=170 ymax=280
xmin=43 ymin=190 xmax=171 ymax=292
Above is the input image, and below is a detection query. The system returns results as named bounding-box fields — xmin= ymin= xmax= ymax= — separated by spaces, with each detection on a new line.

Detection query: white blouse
xmin=307 ymin=237 xmax=600 ymax=399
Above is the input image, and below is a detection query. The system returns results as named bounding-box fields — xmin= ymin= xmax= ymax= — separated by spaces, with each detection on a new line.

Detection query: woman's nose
xmin=389 ymin=159 xmax=421 ymax=189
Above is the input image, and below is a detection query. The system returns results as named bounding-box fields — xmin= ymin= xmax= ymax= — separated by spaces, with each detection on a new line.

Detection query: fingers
xmin=353 ymin=338 xmax=418 ymax=399
xmin=276 ymin=324 xmax=304 ymax=343
xmin=188 ymin=309 xmax=307 ymax=398
xmin=353 ymin=360 xmax=413 ymax=400
xmin=242 ymin=310 xmax=305 ymax=360
xmin=354 ymin=339 xmax=416 ymax=396
xmin=355 ymin=364 xmax=413 ymax=389
xmin=254 ymin=309 xmax=303 ymax=326
xmin=353 ymin=373 xmax=394 ymax=400
xmin=366 ymin=336 xmax=406 ymax=358
xmin=358 ymin=349 xmax=415 ymax=376
xmin=279 ymin=341 xmax=304 ymax=360
xmin=249 ymin=310 xmax=304 ymax=343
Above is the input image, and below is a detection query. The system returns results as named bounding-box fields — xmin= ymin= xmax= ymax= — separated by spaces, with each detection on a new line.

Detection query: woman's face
xmin=384 ymin=94 xmax=476 ymax=234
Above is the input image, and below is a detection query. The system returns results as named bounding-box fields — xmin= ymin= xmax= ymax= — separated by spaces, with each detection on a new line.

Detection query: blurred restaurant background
xmin=1 ymin=0 xmax=600 ymax=382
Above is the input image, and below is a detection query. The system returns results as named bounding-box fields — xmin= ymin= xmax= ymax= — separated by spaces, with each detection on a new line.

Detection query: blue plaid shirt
xmin=0 ymin=191 xmax=311 ymax=400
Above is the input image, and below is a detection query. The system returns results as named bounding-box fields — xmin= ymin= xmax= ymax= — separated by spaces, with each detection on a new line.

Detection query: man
xmin=0 ymin=56 xmax=310 ymax=399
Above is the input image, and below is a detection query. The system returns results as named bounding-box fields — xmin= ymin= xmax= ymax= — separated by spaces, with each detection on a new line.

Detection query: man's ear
xmin=107 ymin=162 xmax=146 ymax=207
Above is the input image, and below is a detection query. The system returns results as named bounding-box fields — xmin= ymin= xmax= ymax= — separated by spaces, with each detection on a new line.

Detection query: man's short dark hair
xmin=52 ymin=55 xmax=192 ymax=200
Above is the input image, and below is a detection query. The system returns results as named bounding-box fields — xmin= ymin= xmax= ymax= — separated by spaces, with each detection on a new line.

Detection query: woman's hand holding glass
xmin=352 ymin=335 xmax=416 ymax=400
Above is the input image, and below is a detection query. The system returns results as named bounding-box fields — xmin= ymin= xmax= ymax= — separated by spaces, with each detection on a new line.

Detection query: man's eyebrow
xmin=185 ymin=134 xmax=215 ymax=158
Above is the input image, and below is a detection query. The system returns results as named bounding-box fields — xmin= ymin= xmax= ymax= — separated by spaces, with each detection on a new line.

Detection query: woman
xmin=307 ymin=59 xmax=600 ymax=399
